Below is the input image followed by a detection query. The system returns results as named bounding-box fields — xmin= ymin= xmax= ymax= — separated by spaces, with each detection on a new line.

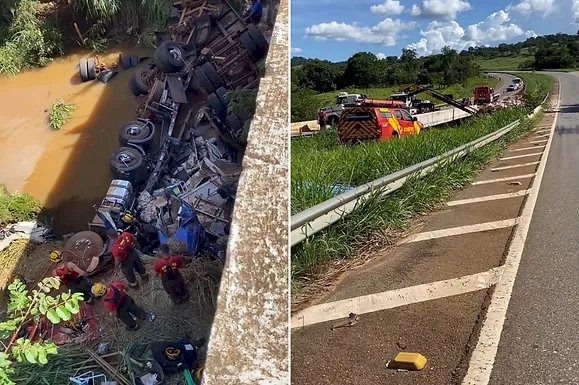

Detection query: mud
xmin=0 ymin=47 xmax=150 ymax=234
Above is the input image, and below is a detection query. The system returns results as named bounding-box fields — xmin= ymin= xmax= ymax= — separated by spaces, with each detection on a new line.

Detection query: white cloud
xmin=508 ymin=0 xmax=556 ymax=15
xmin=291 ymin=47 xmax=303 ymax=54
xmin=573 ymin=0 xmax=579 ymax=23
xmin=407 ymin=11 xmax=535 ymax=56
xmin=410 ymin=0 xmax=471 ymax=19
xmin=370 ymin=0 xmax=405 ymax=15
xmin=375 ymin=52 xmax=387 ymax=59
xmin=305 ymin=18 xmax=416 ymax=46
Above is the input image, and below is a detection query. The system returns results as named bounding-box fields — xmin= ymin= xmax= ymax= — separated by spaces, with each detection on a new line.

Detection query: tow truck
xmin=317 ymin=92 xmax=366 ymax=126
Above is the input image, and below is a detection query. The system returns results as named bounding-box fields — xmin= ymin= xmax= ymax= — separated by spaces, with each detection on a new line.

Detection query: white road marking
xmin=447 ymin=190 xmax=530 ymax=206
xmin=462 ymin=80 xmax=560 ymax=385
xmin=535 ymin=134 xmax=549 ymax=139
xmin=491 ymin=161 xmax=540 ymax=171
xmin=472 ymin=174 xmax=536 ymax=185
xmin=530 ymin=139 xmax=548 ymax=144
xmin=401 ymin=218 xmax=519 ymax=244
xmin=291 ymin=267 xmax=505 ymax=329
xmin=534 ymin=129 xmax=550 ymax=133
xmin=509 ymin=146 xmax=545 ymax=152
xmin=499 ymin=153 xmax=543 ymax=161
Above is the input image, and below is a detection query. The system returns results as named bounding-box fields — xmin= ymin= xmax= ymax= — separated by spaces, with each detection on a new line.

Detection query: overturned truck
xmin=89 ymin=0 xmax=269 ymax=260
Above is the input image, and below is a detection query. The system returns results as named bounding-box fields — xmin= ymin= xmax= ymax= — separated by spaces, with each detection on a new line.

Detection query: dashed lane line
xmin=530 ymin=139 xmax=548 ymax=144
xmin=461 ymin=79 xmax=560 ymax=385
xmin=491 ymin=162 xmax=540 ymax=171
xmin=499 ymin=153 xmax=543 ymax=161
xmin=401 ymin=218 xmax=520 ymax=244
xmin=471 ymin=174 xmax=536 ymax=185
xmin=447 ymin=190 xmax=530 ymax=206
xmin=291 ymin=267 xmax=505 ymax=329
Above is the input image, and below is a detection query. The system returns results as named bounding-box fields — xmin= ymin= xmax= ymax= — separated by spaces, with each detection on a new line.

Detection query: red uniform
xmin=153 ymin=256 xmax=189 ymax=304
xmin=111 ymin=232 xmax=136 ymax=262
xmin=103 ymin=281 xmax=127 ymax=312
xmin=55 ymin=264 xmax=80 ymax=285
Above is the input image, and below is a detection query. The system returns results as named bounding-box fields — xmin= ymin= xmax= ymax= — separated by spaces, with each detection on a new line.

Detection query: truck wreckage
xmin=85 ymin=0 xmax=270 ymax=262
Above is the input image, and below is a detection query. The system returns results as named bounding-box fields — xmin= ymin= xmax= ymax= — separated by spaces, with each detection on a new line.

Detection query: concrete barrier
xmin=418 ymin=107 xmax=475 ymax=128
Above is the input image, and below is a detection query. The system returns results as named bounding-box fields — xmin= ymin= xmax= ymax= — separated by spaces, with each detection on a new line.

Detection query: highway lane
xmin=490 ymin=72 xmax=519 ymax=100
xmin=488 ymin=72 xmax=579 ymax=384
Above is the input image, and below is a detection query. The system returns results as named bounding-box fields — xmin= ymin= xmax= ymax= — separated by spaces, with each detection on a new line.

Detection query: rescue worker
xmin=91 ymin=281 xmax=146 ymax=331
xmin=317 ymin=109 xmax=327 ymax=129
xmin=50 ymin=250 xmax=93 ymax=304
xmin=108 ymin=229 xmax=148 ymax=288
xmin=153 ymin=244 xmax=190 ymax=304
xmin=118 ymin=211 xmax=139 ymax=235
xmin=245 ymin=0 xmax=262 ymax=24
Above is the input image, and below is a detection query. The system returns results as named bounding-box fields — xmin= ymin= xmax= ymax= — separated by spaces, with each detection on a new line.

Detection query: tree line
xmin=291 ymin=47 xmax=482 ymax=122
xmin=460 ymin=32 xmax=579 ymax=70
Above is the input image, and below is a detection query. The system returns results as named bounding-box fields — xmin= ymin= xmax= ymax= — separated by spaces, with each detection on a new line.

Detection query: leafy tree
xmin=291 ymin=86 xmax=320 ymax=122
xmin=0 ymin=277 xmax=84 ymax=384
xmin=295 ymin=60 xmax=341 ymax=93
xmin=341 ymin=52 xmax=382 ymax=88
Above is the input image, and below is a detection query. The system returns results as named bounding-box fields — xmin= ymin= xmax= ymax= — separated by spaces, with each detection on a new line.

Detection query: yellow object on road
xmin=387 ymin=352 xmax=427 ymax=371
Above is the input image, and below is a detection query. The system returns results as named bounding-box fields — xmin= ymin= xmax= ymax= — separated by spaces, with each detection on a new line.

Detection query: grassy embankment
xmin=291 ymin=73 xmax=554 ymax=290
xmin=0 ymin=185 xmax=42 ymax=227
xmin=313 ymin=75 xmax=498 ymax=110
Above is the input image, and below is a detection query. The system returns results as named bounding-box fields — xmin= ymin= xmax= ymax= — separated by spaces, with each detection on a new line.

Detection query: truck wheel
xmin=129 ymin=67 xmax=151 ymax=96
xmin=120 ymin=53 xmax=131 ymax=70
xmin=216 ymin=86 xmax=228 ymax=104
xmin=239 ymin=31 xmax=262 ymax=62
xmin=195 ymin=67 xmax=214 ymax=93
xmin=247 ymin=24 xmax=268 ymax=57
xmin=79 ymin=58 xmax=89 ymax=82
xmin=129 ymin=56 xmax=140 ymax=67
xmin=226 ymin=113 xmax=244 ymax=135
xmin=87 ymin=58 xmax=97 ymax=80
xmin=194 ymin=15 xmax=212 ymax=46
xmin=154 ymin=41 xmax=185 ymax=73
xmin=201 ymin=62 xmax=224 ymax=90
xmin=208 ymin=93 xmax=227 ymax=119
xmin=110 ymin=147 xmax=147 ymax=186
xmin=119 ymin=121 xmax=155 ymax=148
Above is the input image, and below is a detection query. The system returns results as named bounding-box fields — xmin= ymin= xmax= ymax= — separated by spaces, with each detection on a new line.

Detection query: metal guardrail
xmin=291 ymin=91 xmax=550 ymax=247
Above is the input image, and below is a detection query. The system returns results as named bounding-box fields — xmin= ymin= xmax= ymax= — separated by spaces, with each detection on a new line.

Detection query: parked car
xmin=506 ymin=84 xmax=516 ymax=92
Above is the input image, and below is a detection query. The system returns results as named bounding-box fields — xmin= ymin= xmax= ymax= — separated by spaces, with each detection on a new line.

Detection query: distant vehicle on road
xmin=474 ymin=86 xmax=499 ymax=105
xmin=318 ymin=92 xmax=366 ymax=127
xmin=507 ymin=84 xmax=516 ymax=92
xmin=337 ymin=100 xmax=423 ymax=144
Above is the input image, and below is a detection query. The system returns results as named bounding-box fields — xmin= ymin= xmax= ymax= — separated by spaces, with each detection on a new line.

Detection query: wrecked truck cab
xmin=155 ymin=194 xmax=206 ymax=257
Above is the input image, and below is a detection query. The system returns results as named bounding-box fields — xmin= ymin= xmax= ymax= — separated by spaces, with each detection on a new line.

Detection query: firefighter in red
xmin=91 ymin=281 xmax=146 ymax=330
xmin=50 ymin=250 xmax=93 ymax=304
xmin=108 ymin=229 xmax=148 ymax=287
xmin=153 ymin=244 xmax=190 ymax=304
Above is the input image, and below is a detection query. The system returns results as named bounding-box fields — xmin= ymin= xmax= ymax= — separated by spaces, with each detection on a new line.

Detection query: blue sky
xmin=291 ymin=0 xmax=579 ymax=61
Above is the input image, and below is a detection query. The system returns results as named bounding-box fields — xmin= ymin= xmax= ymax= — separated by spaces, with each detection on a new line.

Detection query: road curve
xmin=490 ymin=72 xmax=519 ymax=100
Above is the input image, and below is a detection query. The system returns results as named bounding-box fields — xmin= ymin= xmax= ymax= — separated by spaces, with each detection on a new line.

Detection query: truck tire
xmin=226 ymin=113 xmax=244 ymax=135
xmin=247 ymin=24 xmax=268 ymax=58
xmin=120 ymin=53 xmax=131 ymax=70
xmin=208 ymin=93 xmax=227 ymax=119
xmin=154 ymin=41 xmax=185 ymax=73
xmin=201 ymin=62 xmax=224 ymax=90
xmin=79 ymin=58 xmax=89 ymax=82
xmin=110 ymin=147 xmax=148 ymax=186
xmin=119 ymin=121 xmax=155 ymax=149
xmin=129 ymin=67 xmax=151 ymax=96
xmin=327 ymin=116 xmax=339 ymax=127
xmin=216 ymin=86 xmax=228 ymax=104
xmin=239 ymin=31 xmax=261 ymax=62
xmin=87 ymin=58 xmax=97 ymax=80
xmin=195 ymin=67 xmax=214 ymax=93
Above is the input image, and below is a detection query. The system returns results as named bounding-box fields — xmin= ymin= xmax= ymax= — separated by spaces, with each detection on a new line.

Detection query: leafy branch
xmin=0 ymin=277 xmax=84 ymax=384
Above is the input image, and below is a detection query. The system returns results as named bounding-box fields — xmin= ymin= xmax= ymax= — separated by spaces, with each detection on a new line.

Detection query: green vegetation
xmin=48 ymin=100 xmax=76 ymax=130
xmin=0 ymin=0 xmax=62 ymax=75
xmin=292 ymin=47 xmax=488 ymax=122
xmin=468 ymin=33 xmax=579 ymax=71
xmin=0 ymin=277 xmax=85 ymax=385
xmin=291 ymin=108 xmax=535 ymax=285
xmin=0 ymin=186 xmax=42 ymax=227
xmin=515 ymin=73 xmax=554 ymax=109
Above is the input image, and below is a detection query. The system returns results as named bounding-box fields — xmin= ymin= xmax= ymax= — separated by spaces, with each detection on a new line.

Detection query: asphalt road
xmin=490 ymin=72 xmax=519 ymax=100
xmin=489 ymin=72 xmax=579 ymax=384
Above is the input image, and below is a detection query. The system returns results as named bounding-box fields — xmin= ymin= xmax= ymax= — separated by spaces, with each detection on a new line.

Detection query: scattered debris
xmin=331 ymin=312 xmax=359 ymax=330
xmin=508 ymin=181 xmax=522 ymax=186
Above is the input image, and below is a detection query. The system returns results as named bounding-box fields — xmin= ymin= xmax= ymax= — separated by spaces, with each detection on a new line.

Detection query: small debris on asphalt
xmin=331 ymin=312 xmax=359 ymax=330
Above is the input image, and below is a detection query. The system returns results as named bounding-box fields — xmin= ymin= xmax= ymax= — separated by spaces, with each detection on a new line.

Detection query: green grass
xmin=313 ymin=76 xmax=498 ymax=110
xmin=0 ymin=185 xmax=42 ymax=227
xmin=48 ymin=100 xmax=75 ymax=130
xmin=291 ymin=110 xmax=538 ymax=286
xmin=509 ymin=72 xmax=554 ymax=108
xmin=478 ymin=55 xmax=534 ymax=71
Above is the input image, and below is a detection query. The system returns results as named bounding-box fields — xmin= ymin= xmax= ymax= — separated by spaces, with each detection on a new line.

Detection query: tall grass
xmin=0 ymin=0 xmax=62 ymax=75
xmin=291 ymin=108 xmax=529 ymax=213
xmin=291 ymin=111 xmax=538 ymax=286
xmin=513 ymin=72 xmax=553 ymax=108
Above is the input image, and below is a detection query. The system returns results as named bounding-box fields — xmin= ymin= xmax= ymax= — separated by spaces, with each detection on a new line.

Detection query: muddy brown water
xmin=0 ymin=48 xmax=150 ymax=234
